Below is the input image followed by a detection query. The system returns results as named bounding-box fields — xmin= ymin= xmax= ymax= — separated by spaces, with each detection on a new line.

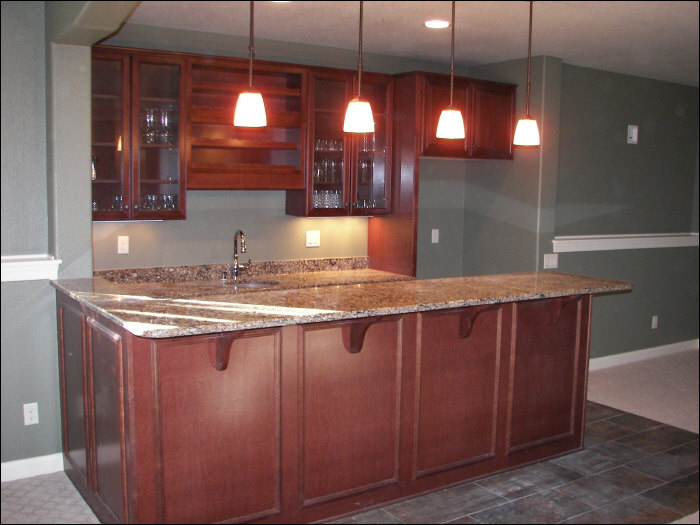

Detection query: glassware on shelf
xmin=91 ymin=156 xmax=97 ymax=181
xmin=143 ymin=108 xmax=157 ymax=144
xmin=110 ymin=195 xmax=123 ymax=211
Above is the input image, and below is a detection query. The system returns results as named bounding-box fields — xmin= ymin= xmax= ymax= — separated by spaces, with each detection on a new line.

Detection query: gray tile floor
xmin=1 ymin=402 xmax=698 ymax=524
xmin=329 ymin=402 xmax=699 ymax=524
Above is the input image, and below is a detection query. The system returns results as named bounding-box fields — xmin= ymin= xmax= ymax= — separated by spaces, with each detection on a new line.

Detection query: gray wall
xmin=555 ymin=64 xmax=699 ymax=358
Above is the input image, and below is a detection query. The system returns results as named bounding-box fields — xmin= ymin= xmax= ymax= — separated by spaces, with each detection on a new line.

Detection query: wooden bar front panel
xmin=507 ymin=295 xmax=591 ymax=463
xmin=57 ymin=300 xmax=90 ymax=487
xmin=299 ymin=318 xmax=403 ymax=506
xmin=414 ymin=305 xmax=507 ymax=478
xmin=154 ymin=330 xmax=282 ymax=523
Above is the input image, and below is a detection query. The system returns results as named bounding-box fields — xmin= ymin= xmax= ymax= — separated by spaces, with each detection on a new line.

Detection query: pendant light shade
xmin=436 ymin=1 xmax=465 ymax=139
xmin=513 ymin=1 xmax=540 ymax=146
xmin=234 ymin=1 xmax=267 ymax=127
xmin=344 ymin=1 xmax=374 ymax=133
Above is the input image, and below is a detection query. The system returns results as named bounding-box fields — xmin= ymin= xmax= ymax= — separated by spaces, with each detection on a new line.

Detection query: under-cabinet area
xmin=53 ymin=272 xmax=630 ymax=523
xmin=91 ymin=46 xmax=516 ymax=221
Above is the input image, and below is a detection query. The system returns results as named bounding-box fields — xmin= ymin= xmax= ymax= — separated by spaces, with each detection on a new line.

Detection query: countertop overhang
xmin=52 ymin=270 xmax=632 ymax=338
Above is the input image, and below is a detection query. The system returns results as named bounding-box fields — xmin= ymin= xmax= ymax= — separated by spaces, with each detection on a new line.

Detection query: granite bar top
xmin=52 ymin=270 xmax=631 ymax=339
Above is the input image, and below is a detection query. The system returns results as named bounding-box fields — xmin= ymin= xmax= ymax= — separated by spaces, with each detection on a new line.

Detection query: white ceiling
xmin=126 ymin=1 xmax=699 ymax=86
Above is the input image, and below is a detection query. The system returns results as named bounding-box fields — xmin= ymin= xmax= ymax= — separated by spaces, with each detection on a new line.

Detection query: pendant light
xmin=436 ymin=1 xmax=465 ymax=139
xmin=234 ymin=1 xmax=267 ymax=127
xmin=513 ymin=1 xmax=540 ymax=146
xmin=343 ymin=1 xmax=375 ymax=133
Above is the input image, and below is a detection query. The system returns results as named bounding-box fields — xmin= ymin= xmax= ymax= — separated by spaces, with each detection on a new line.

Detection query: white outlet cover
xmin=117 ymin=235 xmax=129 ymax=254
xmin=23 ymin=402 xmax=39 ymax=425
xmin=306 ymin=230 xmax=320 ymax=248
xmin=431 ymin=229 xmax=439 ymax=244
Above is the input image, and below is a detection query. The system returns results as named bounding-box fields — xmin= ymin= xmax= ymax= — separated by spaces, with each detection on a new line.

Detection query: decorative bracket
xmin=342 ymin=317 xmax=386 ymax=354
xmin=550 ymin=295 xmax=581 ymax=326
xmin=212 ymin=331 xmax=246 ymax=371
xmin=458 ymin=304 xmax=502 ymax=339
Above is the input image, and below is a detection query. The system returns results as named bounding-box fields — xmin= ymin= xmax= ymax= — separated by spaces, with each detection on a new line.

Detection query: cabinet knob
xmin=124 ymin=205 xmax=130 ymax=210
xmin=132 ymin=205 xmax=138 ymax=210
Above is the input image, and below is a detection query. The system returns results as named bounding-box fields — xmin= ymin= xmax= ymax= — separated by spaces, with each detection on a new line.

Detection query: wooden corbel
xmin=342 ymin=317 xmax=386 ymax=354
xmin=211 ymin=331 xmax=245 ymax=371
xmin=550 ymin=295 xmax=581 ymax=326
xmin=458 ymin=304 xmax=501 ymax=339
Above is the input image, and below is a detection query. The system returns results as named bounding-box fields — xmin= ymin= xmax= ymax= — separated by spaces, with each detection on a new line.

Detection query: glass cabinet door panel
xmin=310 ymin=76 xmax=350 ymax=214
xmin=91 ymin=56 xmax=129 ymax=219
xmin=350 ymin=79 xmax=391 ymax=215
xmin=134 ymin=60 xmax=184 ymax=219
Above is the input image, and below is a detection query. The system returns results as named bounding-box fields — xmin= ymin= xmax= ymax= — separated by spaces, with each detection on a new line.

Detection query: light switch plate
xmin=306 ymin=230 xmax=320 ymax=248
xmin=627 ymin=124 xmax=638 ymax=144
xmin=431 ymin=229 xmax=439 ymax=244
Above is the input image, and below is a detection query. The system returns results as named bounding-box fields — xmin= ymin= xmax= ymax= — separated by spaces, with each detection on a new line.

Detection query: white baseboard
xmin=590 ymin=339 xmax=699 ymax=371
xmin=1 ymin=453 xmax=64 ymax=482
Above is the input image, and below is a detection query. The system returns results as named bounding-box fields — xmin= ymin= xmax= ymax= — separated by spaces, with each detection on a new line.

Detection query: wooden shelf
xmin=190 ymin=106 xmax=301 ymax=128
xmin=191 ymin=81 xmax=301 ymax=97
xmin=140 ymin=96 xmax=178 ymax=104
xmin=188 ymin=164 xmax=304 ymax=190
xmin=190 ymin=138 xmax=298 ymax=150
xmin=92 ymin=179 xmax=121 ymax=185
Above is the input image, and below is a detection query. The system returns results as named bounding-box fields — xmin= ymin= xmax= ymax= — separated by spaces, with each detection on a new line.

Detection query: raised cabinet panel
xmin=468 ymin=81 xmax=515 ymax=159
xmin=507 ymin=296 xmax=590 ymax=460
xmin=155 ymin=331 xmax=282 ymax=524
xmin=57 ymin=301 xmax=90 ymax=487
xmin=420 ymin=74 xmax=469 ymax=157
xmin=414 ymin=305 xmax=507 ymax=478
xmin=86 ymin=317 xmax=127 ymax=523
xmin=299 ymin=318 xmax=403 ymax=505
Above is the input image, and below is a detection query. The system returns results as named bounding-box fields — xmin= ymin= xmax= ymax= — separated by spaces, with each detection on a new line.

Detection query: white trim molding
xmin=589 ymin=339 xmax=699 ymax=371
xmin=1 ymin=254 xmax=62 ymax=282
xmin=1 ymin=453 xmax=64 ymax=482
xmin=553 ymin=233 xmax=698 ymax=253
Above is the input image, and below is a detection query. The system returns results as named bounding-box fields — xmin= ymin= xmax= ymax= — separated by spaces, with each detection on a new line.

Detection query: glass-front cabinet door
xmin=91 ymin=51 xmax=130 ymax=220
xmin=132 ymin=56 xmax=186 ymax=219
xmin=286 ymin=71 xmax=391 ymax=217
xmin=349 ymin=76 xmax=391 ymax=216
xmin=308 ymin=73 xmax=351 ymax=216
xmin=91 ymin=48 xmax=186 ymax=221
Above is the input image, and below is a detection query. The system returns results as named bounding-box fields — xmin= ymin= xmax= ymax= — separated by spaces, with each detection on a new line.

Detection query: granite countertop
xmin=52 ymin=270 xmax=632 ymax=339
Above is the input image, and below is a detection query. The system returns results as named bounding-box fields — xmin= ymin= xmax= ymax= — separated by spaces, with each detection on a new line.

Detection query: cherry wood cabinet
xmin=187 ymin=56 xmax=306 ymax=190
xmin=421 ymin=73 xmax=515 ymax=159
xmin=286 ymin=70 xmax=392 ymax=217
xmin=56 ymin=289 xmax=592 ymax=524
xmin=91 ymin=47 xmax=187 ymax=221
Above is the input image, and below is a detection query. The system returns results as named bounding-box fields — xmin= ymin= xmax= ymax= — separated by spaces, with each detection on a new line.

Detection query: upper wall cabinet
xmin=187 ymin=57 xmax=307 ymax=190
xmin=91 ymin=47 xmax=187 ymax=221
xmin=286 ymin=70 xmax=392 ymax=217
xmin=421 ymin=73 xmax=515 ymax=160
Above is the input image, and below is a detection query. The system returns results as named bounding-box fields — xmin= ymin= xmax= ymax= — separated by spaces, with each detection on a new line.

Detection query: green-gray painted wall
xmin=1 ymin=2 xmax=697 ymax=465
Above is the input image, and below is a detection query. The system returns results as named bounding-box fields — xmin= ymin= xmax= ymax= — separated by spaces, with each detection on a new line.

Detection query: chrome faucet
xmin=232 ymin=229 xmax=251 ymax=281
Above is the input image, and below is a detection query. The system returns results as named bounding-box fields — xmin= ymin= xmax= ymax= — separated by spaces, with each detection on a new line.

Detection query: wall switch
xmin=23 ymin=402 xmax=39 ymax=425
xmin=117 ymin=235 xmax=129 ymax=254
xmin=651 ymin=315 xmax=659 ymax=329
xmin=543 ymin=253 xmax=559 ymax=269
xmin=305 ymin=230 xmax=320 ymax=248
xmin=431 ymin=229 xmax=439 ymax=244
xmin=627 ymin=124 xmax=638 ymax=144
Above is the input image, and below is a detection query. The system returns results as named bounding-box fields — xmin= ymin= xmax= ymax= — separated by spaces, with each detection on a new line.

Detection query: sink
xmin=227 ymin=280 xmax=278 ymax=289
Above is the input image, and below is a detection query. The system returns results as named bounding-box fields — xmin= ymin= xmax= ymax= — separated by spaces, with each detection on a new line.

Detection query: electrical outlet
xmin=23 ymin=402 xmax=39 ymax=425
xmin=117 ymin=235 xmax=129 ymax=254
xmin=431 ymin=229 xmax=439 ymax=244
xmin=651 ymin=315 xmax=659 ymax=329
xmin=305 ymin=230 xmax=320 ymax=248
xmin=543 ymin=253 xmax=559 ymax=269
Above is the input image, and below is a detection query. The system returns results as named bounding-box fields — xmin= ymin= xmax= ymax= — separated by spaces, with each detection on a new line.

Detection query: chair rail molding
xmin=1 ymin=254 xmax=62 ymax=282
xmin=552 ymin=233 xmax=699 ymax=253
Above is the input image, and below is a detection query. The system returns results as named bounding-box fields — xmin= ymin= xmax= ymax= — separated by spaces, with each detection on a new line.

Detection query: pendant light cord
xmin=449 ymin=0 xmax=455 ymax=107
xmin=357 ymin=0 xmax=364 ymax=99
xmin=525 ymin=0 xmax=533 ymax=116
xmin=248 ymin=0 xmax=255 ymax=89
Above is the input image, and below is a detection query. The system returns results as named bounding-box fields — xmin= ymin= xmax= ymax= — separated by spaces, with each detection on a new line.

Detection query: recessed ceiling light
xmin=425 ymin=19 xmax=449 ymax=29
